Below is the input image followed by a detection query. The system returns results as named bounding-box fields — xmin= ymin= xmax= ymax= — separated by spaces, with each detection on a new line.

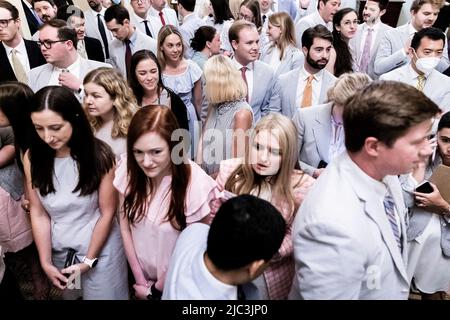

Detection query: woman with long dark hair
xmin=24 ymin=86 xmax=128 ymax=299
xmin=114 ymin=105 xmax=219 ymax=299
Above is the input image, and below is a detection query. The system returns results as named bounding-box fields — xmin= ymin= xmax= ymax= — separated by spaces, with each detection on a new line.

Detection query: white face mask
xmin=414 ymin=51 xmax=441 ymax=75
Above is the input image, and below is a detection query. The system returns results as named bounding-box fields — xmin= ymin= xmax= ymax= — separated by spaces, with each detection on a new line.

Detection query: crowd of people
xmin=0 ymin=0 xmax=450 ymax=300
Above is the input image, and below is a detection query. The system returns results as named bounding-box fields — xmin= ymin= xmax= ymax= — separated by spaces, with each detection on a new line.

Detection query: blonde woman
xmin=83 ymin=67 xmax=139 ymax=157
xmin=260 ymin=12 xmax=303 ymax=76
xmin=294 ymin=72 xmax=371 ymax=178
xmin=197 ymin=55 xmax=253 ymax=177
xmin=215 ymin=113 xmax=315 ymax=299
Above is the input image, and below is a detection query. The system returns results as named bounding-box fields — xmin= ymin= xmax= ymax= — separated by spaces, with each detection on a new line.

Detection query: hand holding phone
xmin=415 ymin=181 xmax=434 ymax=194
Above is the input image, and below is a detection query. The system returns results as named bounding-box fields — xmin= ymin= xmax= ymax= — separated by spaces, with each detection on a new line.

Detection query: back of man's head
xmin=178 ymin=0 xmax=196 ymax=12
xmin=207 ymin=195 xmax=286 ymax=272
xmin=343 ymin=81 xmax=440 ymax=152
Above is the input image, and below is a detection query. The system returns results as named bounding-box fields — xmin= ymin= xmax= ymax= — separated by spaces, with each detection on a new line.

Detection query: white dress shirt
xmin=232 ymin=58 xmax=254 ymax=103
xmin=148 ymin=6 xmax=179 ymax=37
xmin=295 ymin=66 xmax=323 ymax=107
xmin=48 ymin=55 xmax=82 ymax=86
xmin=3 ymin=39 xmax=31 ymax=76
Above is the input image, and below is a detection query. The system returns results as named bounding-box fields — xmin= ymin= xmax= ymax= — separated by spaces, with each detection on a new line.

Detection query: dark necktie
xmin=237 ymin=285 xmax=246 ymax=300
xmin=125 ymin=39 xmax=132 ymax=77
xmin=262 ymin=14 xmax=267 ymax=25
xmin=143 ymin=20 xmax=152 ymax=37
xmin=97 ymin=13 xmax=110 ymax=59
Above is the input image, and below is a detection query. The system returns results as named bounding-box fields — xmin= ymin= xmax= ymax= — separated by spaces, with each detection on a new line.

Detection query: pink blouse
xmin=113 ymin=155 xmax=220 ymax=290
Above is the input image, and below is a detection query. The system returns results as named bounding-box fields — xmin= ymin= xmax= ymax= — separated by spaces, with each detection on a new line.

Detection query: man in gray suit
xmin=290 ymin=81 xmax=440 ymax=299
xmin=349 ymin=0 xmax=391 ymax=79
xmin=29 ymin=19 xmax=111 ymax=95
xmin=229 ymin=20 xmax=281 ymax=122
xmin=178 ymin=0 xmax=206 ymax=59
xmin=279 ymin=25 xmax=336 ymax=118
xmin=294 ymin=0 xmax=340 ymax=48
xmin=380 ymin=28 xmax=450 ymax=113
xmin=374 ymin=0 xmax=449 ymax=76
xmin=105 ymin=4 xmax=156 ymax=78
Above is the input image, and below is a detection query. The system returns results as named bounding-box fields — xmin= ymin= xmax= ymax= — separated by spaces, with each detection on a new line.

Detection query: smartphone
xmin=318 ymin=160 xmax=328 ymax=169
xmin=415 ymin=181 xmax=433 ymax=193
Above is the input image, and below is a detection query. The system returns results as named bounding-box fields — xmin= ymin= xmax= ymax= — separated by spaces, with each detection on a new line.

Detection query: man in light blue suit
xmin=178 ymin=0 xmax=206 ymax=59
xmin=374 ymin=0 xmax=449 ymax=76
xmin=29 ymin=19 xmax=111 ymax=96
xmin=229 ymin=20 xmax=281 ymax=122
xmin=105 ymin=4 xmax=156 ymax=78
xmin=290 ymin=81 xmax=440 ymax=299
xmin=380 ymin=27 xmax=450 ymax=113
xmin=279 ymin=25 xmax=336 ymax=118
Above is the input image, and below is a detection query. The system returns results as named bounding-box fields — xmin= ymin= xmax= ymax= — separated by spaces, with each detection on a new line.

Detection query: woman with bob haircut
xmin=83 ymin=67 xmax=139 ymax=157
xmin=197 ymin=55 xmax=253 ymax=177
xmin=215 ymin=113 xmax=315 ymax=299
xmin=129 ymin=50 xmax=189 ymax=132
xmin=260 ymin=11 xmax=303 ymax=76
xmin=114 ymin=105 xmax=219 ymax=299
xmin=158 ymin=25 xmax=203 ymax=155
xmin=24 ymin=86 xmax=128 ymax=299
xmin=190 ymin=26 xmax=222 ymax=70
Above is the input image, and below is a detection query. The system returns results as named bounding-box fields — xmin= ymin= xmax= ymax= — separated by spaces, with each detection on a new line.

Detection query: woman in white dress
xmin=83 ymin=67 xmax=138 ymax=158
xmin=401 ymin=111 xmax=450 ymax=300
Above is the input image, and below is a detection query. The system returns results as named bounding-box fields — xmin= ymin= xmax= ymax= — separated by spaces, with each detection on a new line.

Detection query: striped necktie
xmin=383 ymin=192 xmax=402 ymax=252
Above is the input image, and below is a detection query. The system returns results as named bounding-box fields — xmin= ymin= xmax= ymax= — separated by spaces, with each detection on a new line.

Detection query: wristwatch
xmin=83 ymin=257 xmax=98 ymax=269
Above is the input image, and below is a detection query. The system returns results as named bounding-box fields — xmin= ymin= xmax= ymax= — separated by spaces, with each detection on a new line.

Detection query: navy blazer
xmin=85 ymin=36 xmax=105 ymax=63
xmin=0 ymin=39 xmax=46 ymax=83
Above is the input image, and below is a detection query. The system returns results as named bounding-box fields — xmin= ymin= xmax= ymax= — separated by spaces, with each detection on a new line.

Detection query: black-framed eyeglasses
xmin=37 ymin=39 xmax=67 ymax=49
xmin=0 ymin=18 xmax=15 ymax=28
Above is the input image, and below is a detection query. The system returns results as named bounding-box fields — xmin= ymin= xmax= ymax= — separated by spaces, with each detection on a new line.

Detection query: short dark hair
xmin=207 ymin=195 xmax=286 ymax=271
xmin=104 ymin=4 xmax=130 ymax=24
xmin=344 ymin=81 xmax=440 ymax=152
xmin=368 ymin=0 xmax=389 ymax=11
xmin=210 ymin=0 xmax=234 ymax=24
xmin=32 ymin=0 xmax=56 ymax=8
xmin=56 ymin=5 xmax=85 ymax=22
xmin=39 ymin=19 xmax=78 ymax=48
xmin=0 ymin=0 xmax=19 ymax=20
xmin=411 ymin=27 xmax=446 ymax=50
xmin=191 ymin=26 xmax=217 ymax=51
xmin=178 ymin=0 xmax=196 ymax=12
xmin=438 ymin=111 xmax=450 ymax=131
xmin=302 ymin=24 xmax=333 ymax=50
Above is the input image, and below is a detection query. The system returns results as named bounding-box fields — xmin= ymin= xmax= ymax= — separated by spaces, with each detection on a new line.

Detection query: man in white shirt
xmin=104 ymin=4 xmax=156 ymax=78
xmin=0 ymin=0 xmax=45 ymax=83
xmin=279 ymin=25 xmax=336 ymax=118
xmin=147 ymin=0 xmax=179 ymax=37
xmin=374 ymin=0 xmax=449 ymax=76
xmin=349 ymin=0 xmax=391 ymax=79
xmin=380 ymin=27 xmax=450 ymax=113
xmin=162 ymin=195 xmax=286 ymax=300
xmin=129 ymin=0 xmax=153 ymax=38
xmin=29 ymin=19 xmax=111 ymax=95
xmin=294 ymin=0 xmax=340 ymax=48
xmin=84 ymin=0 xmax=114 ymax=60
xmin=178 ymin=0 xmax=206 ymax=58
xmin=229 ymin=20 xmax=281 ymax=122
xmin=290 ymin=80 xmax=440 ymax=299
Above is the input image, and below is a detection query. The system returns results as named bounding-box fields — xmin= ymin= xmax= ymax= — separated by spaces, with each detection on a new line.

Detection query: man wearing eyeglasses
xmin=29 ymin=19 xmax=111 ymax=96
xmin=0 ymin=0 xmax=45 ymax=84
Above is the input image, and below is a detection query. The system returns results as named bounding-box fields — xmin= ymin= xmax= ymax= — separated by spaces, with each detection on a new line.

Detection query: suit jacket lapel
xmin=0 ymin=44 xmax=16 ymax=81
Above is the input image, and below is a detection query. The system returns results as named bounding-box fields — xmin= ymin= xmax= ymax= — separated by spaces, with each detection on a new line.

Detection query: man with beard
xmin=374 ymin=0 xmax=450 ymax=76
xmin=349 ymin=0 xmax=391 ymax=80
xmin=279 ymin=25 xmax=336 ymax=118
xmin=84 ymin=0 xmax=113 ymax=60
xmin=228 ymin=20 xmax=281 ymax=122
xmin=31 ymin=0 xmax=57 ymax=40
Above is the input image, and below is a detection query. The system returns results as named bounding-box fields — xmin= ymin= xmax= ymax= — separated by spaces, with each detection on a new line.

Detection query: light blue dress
xmin=38 ymin=157 xmax=129 ymax=300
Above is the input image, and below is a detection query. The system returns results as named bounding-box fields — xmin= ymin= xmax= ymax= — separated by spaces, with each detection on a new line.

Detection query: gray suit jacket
xmin=84 ymin=9 xmax=114 ymax=60
xmin=260 ymin=44 xmax=304 ymax=76
xmin=293 ymin=102 xmax=332 ymax=176
xmin=279 ymin=67 xmax=336 ymax=118
xmin=379 ymin=64 xmax=450 ymax=113
xmin=349 ymin=22 xmax=392 ymax=80
xmin=250 ymin=60 xmax=282 ymax=122
xmin=278 ymin=0 xmax=300 ymax=21
xmin=109 ymin=29 xmax=157 ymax=77
xmin=374 ymin=23 xmax=450 ymax=76
xmin=29 ymin=57 xmax=111 ymax=93
xmin=290 ymin=152 xmax=410 ymax=299
xmin=294 ymin=12 xmax=332 ymax=48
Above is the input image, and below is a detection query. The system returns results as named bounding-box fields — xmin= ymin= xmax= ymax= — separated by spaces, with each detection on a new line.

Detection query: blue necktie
xmin=383 ymin=192 xmax=402 ymax=251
